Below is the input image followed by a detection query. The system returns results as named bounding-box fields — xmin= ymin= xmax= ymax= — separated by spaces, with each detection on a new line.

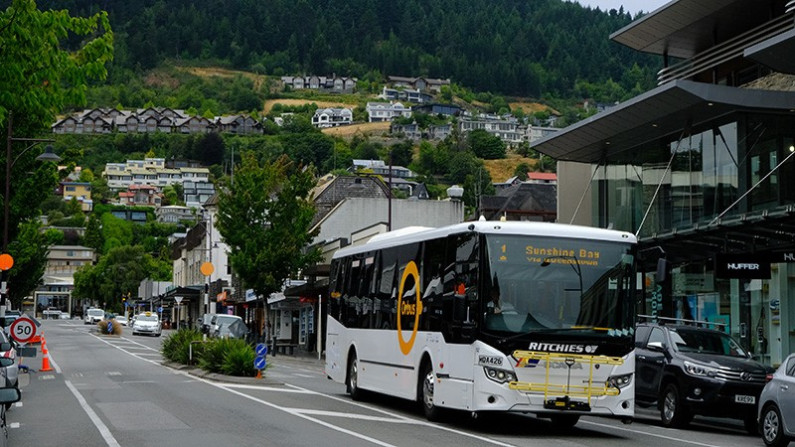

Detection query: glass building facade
xmin=588 ymin=112 xmax=795 ymax=366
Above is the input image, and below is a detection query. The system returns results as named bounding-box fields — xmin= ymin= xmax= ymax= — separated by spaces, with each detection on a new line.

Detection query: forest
xmin=38 ymin=0 xmax=661 ymax=100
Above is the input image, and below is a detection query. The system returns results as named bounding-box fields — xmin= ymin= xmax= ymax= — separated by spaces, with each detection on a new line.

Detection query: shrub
xmin=220 ymin=341 xmax=257 ymax=377
xmin=198 ymin=337 xmax=257 ymax=377
xmin=96 ymin=319 xmax=122 ymax=335
xmin=161 ymin=328 xmax=203 ymax=364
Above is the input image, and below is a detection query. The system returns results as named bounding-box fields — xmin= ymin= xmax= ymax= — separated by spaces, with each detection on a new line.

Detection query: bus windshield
xmin=484 ymin=235 xmax=635 ymax=336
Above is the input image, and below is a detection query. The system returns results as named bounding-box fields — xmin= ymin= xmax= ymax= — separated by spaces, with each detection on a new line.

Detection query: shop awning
xmin=638 ymin=204 xmax=795 ymax=267
xmin=531 ymin=80 xmax=795 ymax=163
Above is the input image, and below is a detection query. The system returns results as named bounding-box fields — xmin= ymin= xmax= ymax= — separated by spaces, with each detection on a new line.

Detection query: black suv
xmin=634 ymin=319 xmax=772 ymax=433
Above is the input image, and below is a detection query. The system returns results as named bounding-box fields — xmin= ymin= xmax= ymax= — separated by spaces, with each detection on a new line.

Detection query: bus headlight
xmin=607 ymin=373 xmax=633 ymax=389
xmin=483 ymin=367 xmax=517 ymax=384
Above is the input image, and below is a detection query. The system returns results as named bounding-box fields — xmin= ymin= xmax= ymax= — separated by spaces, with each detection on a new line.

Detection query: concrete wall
xmin=557 ymin=161 xmax=594 ymax=226
xmin=314 ymin=197 xmax=464 ymax=245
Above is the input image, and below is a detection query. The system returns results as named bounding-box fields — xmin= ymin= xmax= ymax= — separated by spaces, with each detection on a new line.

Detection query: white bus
xmin=325 ymin=221 xmax=638 ymax=426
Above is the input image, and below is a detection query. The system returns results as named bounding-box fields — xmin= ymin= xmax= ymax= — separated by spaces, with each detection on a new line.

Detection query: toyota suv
xmin=634 ymin=318 xmax=772 ymax=433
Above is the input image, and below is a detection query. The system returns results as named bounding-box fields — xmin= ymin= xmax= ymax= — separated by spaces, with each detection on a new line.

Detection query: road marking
xmin=8 ymin=422 xmax=19 ymax=429
xmin=580 ymin=420 xmax=726 ymax=447
xmin=106 ymin=371 xmax=122 ymax=376
xmin=39 ymin=375 xmax=55 ymax=380
xmin=13 ymin=402 xmax=21 ymax=408
xmin=290 ymin=408 xmax=421 ymax=423
xmin=64 ymin=380 xmax=121 ymax=447
xmin=222 ymin=384 xmax=314 ymax=393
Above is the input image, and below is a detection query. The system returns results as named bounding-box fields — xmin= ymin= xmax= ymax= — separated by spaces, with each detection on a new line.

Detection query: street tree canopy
xmin=1 ymin=0 xmax=113 ymax=302
xmin=216 ymin=153 xmax=321 ymax=301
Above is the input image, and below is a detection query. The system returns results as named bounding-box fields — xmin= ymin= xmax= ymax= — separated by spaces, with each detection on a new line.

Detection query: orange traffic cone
xmin=40 ymin=335 xmax=53 ymax=372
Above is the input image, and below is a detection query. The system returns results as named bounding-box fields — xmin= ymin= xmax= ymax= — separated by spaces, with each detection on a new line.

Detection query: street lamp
xmin=2 ymin=112 xmax=60 ymax=317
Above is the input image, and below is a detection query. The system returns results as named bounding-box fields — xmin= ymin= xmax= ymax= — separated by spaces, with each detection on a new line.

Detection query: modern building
xmin=366 ymin=102 xmax=412 ymax=122
xmin=35 ymin=245 xmax=96 ymax=317
xmin=311 ymin=108 xmax=353 ymax=128
xmin=533 ymin=0 xmax=795 ymax=366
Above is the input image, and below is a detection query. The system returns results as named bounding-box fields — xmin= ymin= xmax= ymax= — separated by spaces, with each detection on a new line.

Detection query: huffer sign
xmin=715 ymin=253 xmax=771 ymax=279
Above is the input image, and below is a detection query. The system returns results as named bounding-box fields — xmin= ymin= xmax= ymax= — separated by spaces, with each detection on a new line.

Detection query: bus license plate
xmin=735 ymin=395 xmax=755 ymax=404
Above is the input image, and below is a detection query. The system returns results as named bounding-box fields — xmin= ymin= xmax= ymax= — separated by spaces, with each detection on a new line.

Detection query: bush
xmin=161 ymin=328 xmax=203 ymax=364
xmin=198 ymin=337 xmax=257 ymax=377
xmin=220 ymin=341 xmax=257 ymax=377
xmin=96 ymin=319 xmax=122 ymax=335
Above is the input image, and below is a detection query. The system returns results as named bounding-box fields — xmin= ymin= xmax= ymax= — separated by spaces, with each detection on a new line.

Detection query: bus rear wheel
xmin=418 ymin=362 xmax=444 ymax=421
xmin=346 ymin=352 xmax=365 ymax=401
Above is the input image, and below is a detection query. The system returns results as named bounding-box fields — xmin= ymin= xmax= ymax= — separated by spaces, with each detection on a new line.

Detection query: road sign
xmin=157 ymin=306 xmax=163 ymax=313
xmin=107 ymin=321 xmax=113 ymax=333
xmin=255 ymin=343 xmax=268 ymax=356
xmin=9 ymin=315 xmax=36 ymax=344
xmin=0 ymin=254 xmax=14 ymax=271
xmin=174 ymin=296 xmax=183 ymax=304
xmin=254 ymin=355 xmax=267 ymax=370
xmin=200 ymin=262 xmax=214 ymax=276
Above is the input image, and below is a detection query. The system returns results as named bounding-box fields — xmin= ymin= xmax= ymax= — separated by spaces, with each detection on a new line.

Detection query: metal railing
xmin=508 ymin=350 xmax=625 ymax=409
xmin=658 ymin=13 xmax=795 ymax=85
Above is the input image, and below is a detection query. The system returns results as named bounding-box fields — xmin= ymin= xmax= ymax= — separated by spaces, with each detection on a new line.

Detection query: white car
xmin=132 ymin=313 xmax=161 ymax=337
xmin=114 ymin=315 xmax=128 ymax=326
xmin=759 ymin=353 xmax=795 ymax=446
xmin=84 ymin=308 xmax=105 ymax=325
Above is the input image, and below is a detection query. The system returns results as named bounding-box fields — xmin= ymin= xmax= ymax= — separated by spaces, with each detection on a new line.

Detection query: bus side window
xmin=421 ymin=237 xmax=446 ymax=332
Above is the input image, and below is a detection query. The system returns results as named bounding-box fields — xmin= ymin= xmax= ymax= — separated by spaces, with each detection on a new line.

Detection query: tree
xmin=73 ymin=245 xmax=161 ymax=311
xmin=0 ymin=0 xmax=113 ymax=302
xmin=468 ymin=129 xmax=506 ymax=160
xmin=216 ymin=153 xmax=321 ymax=301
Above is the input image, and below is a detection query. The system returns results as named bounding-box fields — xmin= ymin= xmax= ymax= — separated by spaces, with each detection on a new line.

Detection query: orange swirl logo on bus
xmin=397 ymin=261 xmax=422 ymax=355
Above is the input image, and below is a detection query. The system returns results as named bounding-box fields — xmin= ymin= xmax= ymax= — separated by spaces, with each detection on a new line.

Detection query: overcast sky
xmin=571 ymin=0 xmax=670 ymax=15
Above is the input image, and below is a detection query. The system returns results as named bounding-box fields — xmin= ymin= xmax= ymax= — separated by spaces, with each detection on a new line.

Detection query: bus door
xmin=444 ymin=233 xmax=479 ymax=343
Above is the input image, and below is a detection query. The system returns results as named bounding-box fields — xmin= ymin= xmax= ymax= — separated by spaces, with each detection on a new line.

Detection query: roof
xmin=333 ymin=221 xmax=636 ymax=259
xmin=610 ymin=0 xmax=786 ymax=59
xmin=531 ymin=80 xmax=795 ymax=163
xmin=528 ymin=172 xmax=557 ymax=181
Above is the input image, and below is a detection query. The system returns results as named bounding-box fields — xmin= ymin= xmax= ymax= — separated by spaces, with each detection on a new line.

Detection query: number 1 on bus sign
xmin=9 ymin=316 xmax=37 ymax=344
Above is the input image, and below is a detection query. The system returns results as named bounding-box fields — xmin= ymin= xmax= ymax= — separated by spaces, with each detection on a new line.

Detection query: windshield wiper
xmin=496 ymin=327 xmax=607 ymax=345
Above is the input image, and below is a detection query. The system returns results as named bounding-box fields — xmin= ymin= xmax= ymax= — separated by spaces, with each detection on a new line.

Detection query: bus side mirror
xmin=656 ymin=258 xmax=669 ymax=283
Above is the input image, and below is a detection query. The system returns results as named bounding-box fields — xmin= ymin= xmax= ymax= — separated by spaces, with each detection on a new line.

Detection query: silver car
xmin=132 ymin=313 xmax=161 ymax=337
xmin=0 ymin=331 xmax=17 ymax=390
xmin=759 ymin=353 xmax=795 ymax=446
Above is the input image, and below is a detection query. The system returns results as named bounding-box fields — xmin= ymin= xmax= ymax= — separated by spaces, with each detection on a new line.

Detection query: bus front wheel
xmin=419 ymin=362 xmax=444 ymax=421
xmin=346 ymin=352 xmax=365 ymax=401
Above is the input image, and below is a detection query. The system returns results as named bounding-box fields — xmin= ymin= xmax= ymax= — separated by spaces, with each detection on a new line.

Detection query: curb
xmin=162 ymin=361 xmax=283 ymax=385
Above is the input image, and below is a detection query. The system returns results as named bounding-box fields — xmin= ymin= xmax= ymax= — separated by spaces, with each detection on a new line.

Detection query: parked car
xmin=0 ymin=387 xmax=21 ymax=447
xmin=0 ymin=316 xmax=16 ymax=336
xmin=758 ymin=353 xmax=795 ymax=446
xmin=132 ymin=312 xmax=161 ymax=337
xmin=84 ymin=308 xmax=105 ymax=325
xmin=0 ymin=331 xmax=18 ymax=390
xmin=210 ymin=314 xmax=248 ymax=339
xmin=634 ymin=319 xmax=772 ymax=433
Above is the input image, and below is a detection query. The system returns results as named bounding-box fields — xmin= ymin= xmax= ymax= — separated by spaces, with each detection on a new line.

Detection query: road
xmin=8 ymin=320 xmax=766 ymax=447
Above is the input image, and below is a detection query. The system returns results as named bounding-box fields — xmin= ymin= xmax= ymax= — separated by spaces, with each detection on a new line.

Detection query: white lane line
xmin=289 ymin=408 xmax=421 ymax=423
xmin=580 ymin=420 xmax=725 ymax=447
xmin=282 ymin=383 xmax=518 ymax=447
xmin=64 ymin=380 xmax=121 ymax=447
xmin=222 ymin=384 xmax=315 ymax=393
xmin=89 ymin=333 xmax=162 ymax=367
xmin=47 ymin=350 xmax=62 ymax=374
xmin=8 ymin=422 xmax=19 ymax=429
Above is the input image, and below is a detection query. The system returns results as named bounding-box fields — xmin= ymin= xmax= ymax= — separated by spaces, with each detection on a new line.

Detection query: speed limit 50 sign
xmin=9 ymin=316 xmax=37 ymax=344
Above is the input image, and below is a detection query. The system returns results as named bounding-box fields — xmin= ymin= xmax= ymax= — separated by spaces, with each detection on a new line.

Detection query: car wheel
xmin=550 ymin=414 xmax=580 ymax=429
xmin=418 ymin=361 xmax=444 ymax=421
xmin=762 ymin=404 xmax=789 ymax=447
xmin=660 ymin=383 xmax=691 ymax=428
xmin=346 ymin=352 xmax=364 ymax=401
